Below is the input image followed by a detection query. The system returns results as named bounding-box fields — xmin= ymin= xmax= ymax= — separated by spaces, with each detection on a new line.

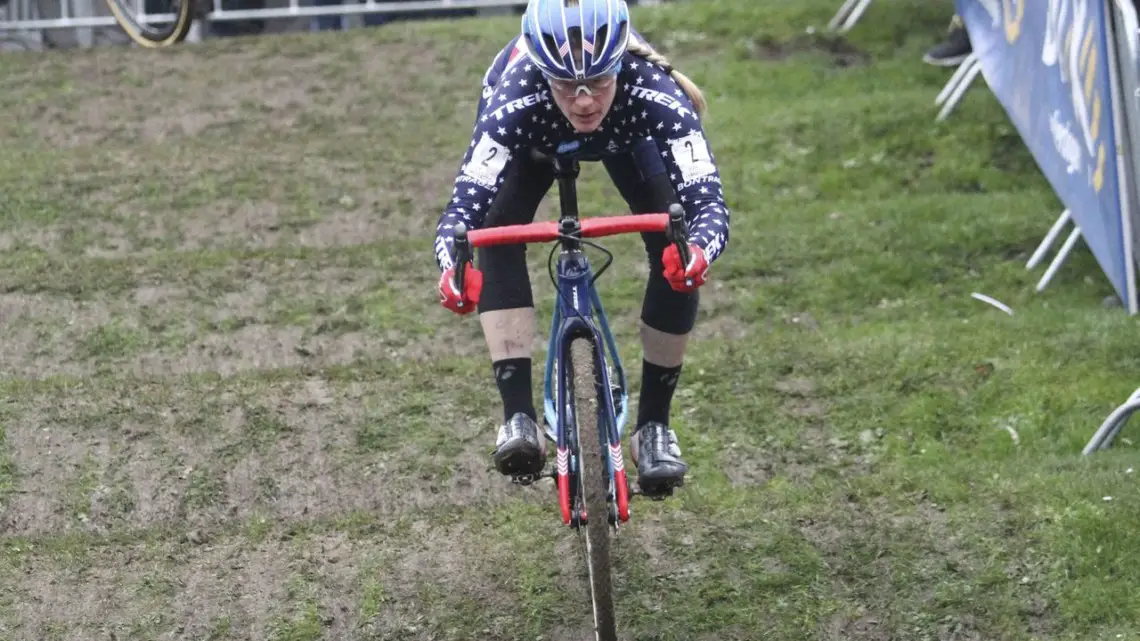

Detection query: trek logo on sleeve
xmin=487 ymin=90 xmax=552 ymax=121
xmin=629 ymin=86 xmax=693 ymax=120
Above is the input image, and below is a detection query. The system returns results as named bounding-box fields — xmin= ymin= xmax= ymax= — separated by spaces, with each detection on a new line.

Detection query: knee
xmin=641 ymin=268 xmax=699 ymax=335
xmin=478 ymin=246 xmax=533 ymax=313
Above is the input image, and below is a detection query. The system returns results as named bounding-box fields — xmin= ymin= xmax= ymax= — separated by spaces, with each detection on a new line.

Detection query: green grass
xmin=0 ymin=0 xmax=1139 ymax=639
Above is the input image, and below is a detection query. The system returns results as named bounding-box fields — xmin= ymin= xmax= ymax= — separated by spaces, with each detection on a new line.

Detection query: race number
xmin=668 ymin=132 xmax=716 ymax=183
xmin=465 ymin=133 xmax=511 ymax=187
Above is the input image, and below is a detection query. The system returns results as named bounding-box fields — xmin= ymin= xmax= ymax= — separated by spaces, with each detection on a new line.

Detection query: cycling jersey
xmin=434 ymin=34 xmax=731 ymax=273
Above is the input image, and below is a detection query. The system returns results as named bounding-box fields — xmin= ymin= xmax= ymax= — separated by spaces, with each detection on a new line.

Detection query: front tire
xmin=570 ymin=337 xmax=618 ymax=641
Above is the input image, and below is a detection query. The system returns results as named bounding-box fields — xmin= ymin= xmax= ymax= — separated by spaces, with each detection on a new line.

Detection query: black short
xmin=477 ymin=138 xmax=699 ymax=336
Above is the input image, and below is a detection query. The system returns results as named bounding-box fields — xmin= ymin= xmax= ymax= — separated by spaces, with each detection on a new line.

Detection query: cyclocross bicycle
xmin=451 ymin=148 xmax=691 ymax=641
xmin=104 ymin=0 xmax=195 ymax=47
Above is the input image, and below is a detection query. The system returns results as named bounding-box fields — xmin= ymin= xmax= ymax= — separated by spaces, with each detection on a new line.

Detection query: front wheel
xmin=570 ymin=337 xmax=618 ymax=641
xmin=105 ymin=0 xmax=195 ymax=47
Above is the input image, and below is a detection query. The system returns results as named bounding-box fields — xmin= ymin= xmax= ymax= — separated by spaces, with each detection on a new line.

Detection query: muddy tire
xmin=570 ymin=337 xmax=618 ymax=641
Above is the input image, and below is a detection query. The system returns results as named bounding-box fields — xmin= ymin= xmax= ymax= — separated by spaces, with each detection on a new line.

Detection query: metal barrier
xmin=827 ymin=0 xmax=873 ymax=33
xmin=0 ymin=0 xmax=522 ymax=32
xmin=0 ymin=0 xmax=126 ymax=49
xmin=0 ymin=0 xmax=664 ymax=48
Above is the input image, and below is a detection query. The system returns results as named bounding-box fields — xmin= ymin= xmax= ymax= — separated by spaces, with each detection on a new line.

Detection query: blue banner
xmin=956 ymin=0 xmax=1131 ymax=308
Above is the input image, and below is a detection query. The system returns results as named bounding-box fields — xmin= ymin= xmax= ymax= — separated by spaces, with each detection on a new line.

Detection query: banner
xmin=956 ymin=0 xmax=1134 ymax=310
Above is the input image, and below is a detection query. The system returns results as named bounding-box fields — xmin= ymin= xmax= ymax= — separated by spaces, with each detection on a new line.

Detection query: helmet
xmin=520 ymin=0 xmax=631 ymax=81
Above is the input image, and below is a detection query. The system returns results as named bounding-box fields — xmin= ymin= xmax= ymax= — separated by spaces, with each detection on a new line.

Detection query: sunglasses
xmin=546 ymin=73 xmax=618 ymax=98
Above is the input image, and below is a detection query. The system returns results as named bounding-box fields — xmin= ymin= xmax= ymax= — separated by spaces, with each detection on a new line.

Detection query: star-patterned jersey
xmin=434 ymin=34 xmax=731 ymax=273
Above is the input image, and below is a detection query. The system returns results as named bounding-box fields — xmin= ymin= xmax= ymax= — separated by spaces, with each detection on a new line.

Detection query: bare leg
xmin=641 ymin=323 xmax=688 ymax=368
xmin=480 ymin=307 xmax=536 ymax=362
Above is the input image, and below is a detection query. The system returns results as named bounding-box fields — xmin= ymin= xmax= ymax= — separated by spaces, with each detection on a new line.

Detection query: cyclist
xmin=433 ymin=0 xmax=731 ymax=496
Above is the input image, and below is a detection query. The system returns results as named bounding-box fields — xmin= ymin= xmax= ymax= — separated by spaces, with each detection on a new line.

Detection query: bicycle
xmin=450 ymin=148 xmax=692 ymax=641
xmin=104 ymin=0 xmax=196 ymax=47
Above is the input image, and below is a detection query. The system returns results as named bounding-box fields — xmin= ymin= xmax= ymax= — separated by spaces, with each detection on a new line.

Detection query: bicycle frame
xmin=544 ymin=155 xmax=632 ymax=528
xmin=451 ymin=150 xmax=690 ymax=530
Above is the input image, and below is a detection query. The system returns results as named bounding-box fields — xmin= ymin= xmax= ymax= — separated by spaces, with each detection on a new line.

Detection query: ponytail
xmin=626 ymin=38 xmax=707 ymax=116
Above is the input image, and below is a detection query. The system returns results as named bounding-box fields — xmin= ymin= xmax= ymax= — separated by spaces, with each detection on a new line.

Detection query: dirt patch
xmin=798 ymin=493 xmax=1035 ymax=641
xmin=5 ymin=520 xmax=485 ymax=638
xmin=0 ymin=260 xmax=476 ymax=381
xmin=720 ymin=443 xmax=777 ymax=488
xmin=694 ymin=315 xmax=750 ymax=340
xmin=749 ymin=33 xmax=873 ymax=67
xmin=1 ymin=177 xmax=452 ymax=260
xmin=0 ymin=227 xmax=63 ymax=253
xmin=0 ymin=376 xmax=519 ymax=537
xmin=0 ymin=293 xmax=115 ymax=377
xmin=2 ymin=32 xmax=442 ymax=149
xmin=125 ymin=322 xmax=486 ymax=378
xmin=720 ymin=375 xmax=842 ymax=487
xmin=0 ymin=291 xmax=115 ymax=328
xmin=821 ymin=611 xmax=893 ymax=641
xmin=10 ymin=536 xmax=286 ymax=640
xmin=662 ymin=276 xmax=751 ymax=341
xmin=6 ymin=517 xmax=529 ymax=641
xmin=773 ymin=376 xmax=818 ymax=398
xmin=175 ymin=199 xmax=442 ymax=252
xmin=623 ymin=514 xmax=707 ymax=584
xmin=133 ymin=324 xmax=376 ymax=376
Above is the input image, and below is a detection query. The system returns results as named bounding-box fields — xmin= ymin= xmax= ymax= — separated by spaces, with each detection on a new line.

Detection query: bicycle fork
xmin=550 ymin=331 xmax=631 ymax=529
xmin=542 ymin=252 xmax=632 ymax=529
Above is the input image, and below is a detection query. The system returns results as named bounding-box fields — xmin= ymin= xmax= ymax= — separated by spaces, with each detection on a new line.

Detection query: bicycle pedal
xmin=510 ymin=470 xmax=552 ymax=486
xmin=633 ymin=481 xmax=681 ymax=500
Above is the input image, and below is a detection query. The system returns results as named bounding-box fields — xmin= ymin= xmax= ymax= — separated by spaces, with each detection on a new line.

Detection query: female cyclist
xmin=433 ymin=0 xmax=731 ymax=497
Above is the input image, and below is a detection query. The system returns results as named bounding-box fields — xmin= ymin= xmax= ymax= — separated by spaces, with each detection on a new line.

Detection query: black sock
xmin=637 ymin=360 xmax=682 ymax=427
xmin=493 ymin=358 xmax=536 ymax=422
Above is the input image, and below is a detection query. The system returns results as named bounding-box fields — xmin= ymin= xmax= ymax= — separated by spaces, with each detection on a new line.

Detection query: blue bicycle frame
xmin=538 ymin=153 xmax=630 ymax=528
xmin=540 ymin=241 xmax=630 ymax=444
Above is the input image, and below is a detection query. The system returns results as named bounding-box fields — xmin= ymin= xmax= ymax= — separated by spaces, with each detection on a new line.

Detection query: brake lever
xmin=666 ymin=204 xmax=693 ymax=288
xmin=452 ymin=223 xmax=471 ymax=309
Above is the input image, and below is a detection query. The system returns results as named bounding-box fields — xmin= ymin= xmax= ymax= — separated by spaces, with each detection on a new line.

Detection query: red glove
xmin=662 ymin=243 xmax=709 ymax=293
xmin=438 ymin=263 xmax=483 ymax=314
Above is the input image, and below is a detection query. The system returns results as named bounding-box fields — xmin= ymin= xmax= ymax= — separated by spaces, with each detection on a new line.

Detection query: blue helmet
xmin=520 ymin=0 xmax=631 ymax=81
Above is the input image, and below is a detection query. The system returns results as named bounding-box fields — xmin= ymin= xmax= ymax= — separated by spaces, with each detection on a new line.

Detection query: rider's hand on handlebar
xmin=662 ymin=243 xmax=709 ymax=293
xmin=438 ymin=263 xmax=483 ymax=314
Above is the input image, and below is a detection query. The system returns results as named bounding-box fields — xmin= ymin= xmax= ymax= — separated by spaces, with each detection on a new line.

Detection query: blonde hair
xmin=626 ymin=38 xmax=708 ymax=116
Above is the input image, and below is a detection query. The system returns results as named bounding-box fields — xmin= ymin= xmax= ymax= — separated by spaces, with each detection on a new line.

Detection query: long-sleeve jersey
xmin=433 ymin=34 xmax=731 ymax=272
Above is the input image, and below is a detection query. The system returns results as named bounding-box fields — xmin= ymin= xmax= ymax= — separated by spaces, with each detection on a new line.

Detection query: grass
xmin=0 ymin=0 xmax=1139 ymax=639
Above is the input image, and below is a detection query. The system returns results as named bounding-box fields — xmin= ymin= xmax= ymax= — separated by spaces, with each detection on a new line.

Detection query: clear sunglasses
xmin=546 ymin=72 xmax=618 ymax=99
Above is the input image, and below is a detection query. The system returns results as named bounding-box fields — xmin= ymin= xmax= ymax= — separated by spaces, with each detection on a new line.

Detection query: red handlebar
xmin=466 ymin=213 xmax=670 ymax=247
xmin=450 ymin=209 xmax=688 ymax=299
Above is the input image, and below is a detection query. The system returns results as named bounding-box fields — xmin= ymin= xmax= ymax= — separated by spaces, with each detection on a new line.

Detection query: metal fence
xmin=0 ymin=0 xmax=664 ymax=51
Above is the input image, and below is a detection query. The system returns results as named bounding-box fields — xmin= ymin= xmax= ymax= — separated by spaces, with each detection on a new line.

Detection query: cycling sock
xmin=637 ymin=360 xmax=682 ymax=427
xmin=493 ymin=358 xmax=536 ymax=422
